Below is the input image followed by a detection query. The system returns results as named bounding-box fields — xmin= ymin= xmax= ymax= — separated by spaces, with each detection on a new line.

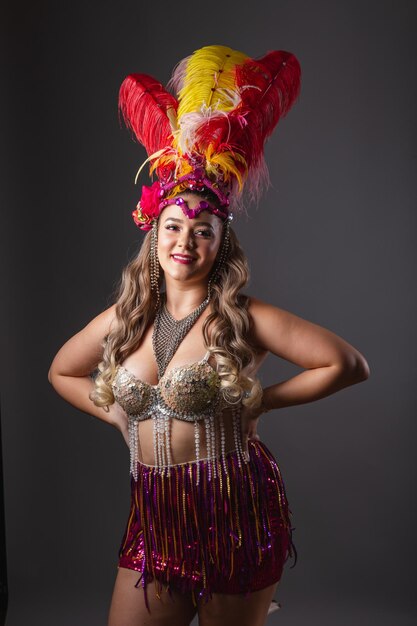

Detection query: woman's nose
xmin=178 ymin=231 xmax=196 ymax=249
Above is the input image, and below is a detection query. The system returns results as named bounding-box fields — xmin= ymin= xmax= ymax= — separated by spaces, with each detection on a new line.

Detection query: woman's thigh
xmin=197 ymin=582 xmax=278 ymax=626
xmin=108 ymin=567 xmax=197 ymax=626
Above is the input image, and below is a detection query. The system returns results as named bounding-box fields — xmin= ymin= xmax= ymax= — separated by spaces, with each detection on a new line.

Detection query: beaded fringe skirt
xmin=118 ymin=439 xmax=296 ymax=609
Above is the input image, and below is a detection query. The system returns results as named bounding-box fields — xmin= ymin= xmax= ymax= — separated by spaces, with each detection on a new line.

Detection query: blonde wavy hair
xmin=90 ymin=217 xmax=262 ymax=411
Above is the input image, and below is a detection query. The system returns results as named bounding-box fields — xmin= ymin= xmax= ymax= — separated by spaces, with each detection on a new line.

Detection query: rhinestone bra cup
xmin=111 ymin=353 xmax=249 ymax=482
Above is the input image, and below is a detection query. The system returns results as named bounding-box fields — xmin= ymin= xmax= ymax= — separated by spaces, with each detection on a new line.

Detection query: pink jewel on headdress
xmin=158 ymin=197 xmax=226 ymax=220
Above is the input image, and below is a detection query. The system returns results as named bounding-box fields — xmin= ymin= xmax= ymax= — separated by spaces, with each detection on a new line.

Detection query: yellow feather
xmin=150 ymin=153 xmax=194 ymax=179
xmin=149 ymin=153 xmax=174 ymax=175
xmin=204 ymin=143 xmax=247 ymax=189
xmin=206 ymin=150 xmax=247 ymax=191
xmin=177 ymin=45 xmax=248 ymax=119
xmin=147 ymin=46 xmax=252 ymax=195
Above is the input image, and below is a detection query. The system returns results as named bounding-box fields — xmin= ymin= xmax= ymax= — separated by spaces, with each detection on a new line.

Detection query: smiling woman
xmin=48 ymin=44 xmax=369 ymax=626
xmin=159 ymin=198 xmax=223 ymax=281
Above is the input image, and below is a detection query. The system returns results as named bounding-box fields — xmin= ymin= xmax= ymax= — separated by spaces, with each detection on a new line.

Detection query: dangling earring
xmin=150 ymin=219 xmax=161 ymax=310
xmin=208 ymin=219 xmax=230 ymax=299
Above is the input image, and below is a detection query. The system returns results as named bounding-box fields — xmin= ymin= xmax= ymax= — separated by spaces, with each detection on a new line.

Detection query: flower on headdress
xmin=131 ymin=181 xmax=162 ymax=230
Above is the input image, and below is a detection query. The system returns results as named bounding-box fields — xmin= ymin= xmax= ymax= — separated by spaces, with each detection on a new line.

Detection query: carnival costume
xmin=114 ymin=44 xmax=301 ymax=609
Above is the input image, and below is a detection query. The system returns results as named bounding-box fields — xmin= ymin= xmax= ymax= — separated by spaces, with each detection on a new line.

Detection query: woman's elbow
xmin=48 ymin=364 xmax=57 ymax=386
xmin=336 ymin=352 xmax=370 ymax=384
xmin=351 ymin=355 xmax=370 ymax=382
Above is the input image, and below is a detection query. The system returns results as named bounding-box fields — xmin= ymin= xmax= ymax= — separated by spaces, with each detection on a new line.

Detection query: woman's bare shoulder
xmin=83 ymin=303 xmax=118 ymax=337
xmin=246 ymin=294 xmax=310 ymax=350
xmin=246 ymin=295 xmax=298 ymax=329
xmin=48 ymin=304 xmax=118 ymax=378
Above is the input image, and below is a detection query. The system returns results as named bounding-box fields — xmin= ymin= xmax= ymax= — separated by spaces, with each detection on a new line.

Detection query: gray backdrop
xmin=1 ymin=0 xmax=416 ymax=624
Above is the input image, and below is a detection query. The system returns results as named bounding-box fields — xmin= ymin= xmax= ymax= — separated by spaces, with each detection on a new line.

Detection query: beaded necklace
xmin=152 ymin=292 xmax=210 ymax=379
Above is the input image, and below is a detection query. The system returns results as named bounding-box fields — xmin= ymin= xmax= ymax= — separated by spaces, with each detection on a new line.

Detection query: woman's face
xmin=157 ymin=194 xmax=224 ymax=287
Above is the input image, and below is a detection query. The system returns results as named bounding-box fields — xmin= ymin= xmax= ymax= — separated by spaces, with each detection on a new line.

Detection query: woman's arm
xmin=247 ymin=297 xmax=370 ymax=414
xmin=48 ymin=304 xmax=128 ymax=441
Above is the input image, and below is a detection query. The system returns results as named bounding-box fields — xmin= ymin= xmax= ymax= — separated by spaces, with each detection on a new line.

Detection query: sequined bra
xmin=111 ymin=351 xmax=249 ymax=482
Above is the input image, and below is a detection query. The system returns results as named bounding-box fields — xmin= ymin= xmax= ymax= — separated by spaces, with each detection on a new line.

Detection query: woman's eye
xmin=165 ymin=225 xmax=212 ymax=238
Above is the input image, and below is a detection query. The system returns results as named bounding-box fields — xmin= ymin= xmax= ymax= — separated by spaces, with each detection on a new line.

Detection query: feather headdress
xmin=119 ymin=45 xmax=301 ymax=230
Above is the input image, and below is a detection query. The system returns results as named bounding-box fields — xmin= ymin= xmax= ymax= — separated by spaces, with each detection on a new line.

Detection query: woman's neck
xmin=163 ymin=280 xmax=209 ymax=319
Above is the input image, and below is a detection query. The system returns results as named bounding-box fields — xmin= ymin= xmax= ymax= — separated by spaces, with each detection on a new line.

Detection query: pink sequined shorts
xmin=118 ymin=439 xmax=296 ymax=607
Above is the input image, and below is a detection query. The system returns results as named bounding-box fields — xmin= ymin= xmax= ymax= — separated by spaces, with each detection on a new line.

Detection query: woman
xmin=48 ymin=46 xmax=369 ymax=626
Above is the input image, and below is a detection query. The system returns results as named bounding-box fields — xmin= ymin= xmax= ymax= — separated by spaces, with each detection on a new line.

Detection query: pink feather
xmin=167 ymin=56 xmax=190 ymax=95
xmin=118 ymin=73 xmax=178 ymax=156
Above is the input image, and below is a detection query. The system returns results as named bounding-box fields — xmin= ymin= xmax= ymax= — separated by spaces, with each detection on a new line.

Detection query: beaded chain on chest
xmin=152 ymin=292 xmax=210 ymax=380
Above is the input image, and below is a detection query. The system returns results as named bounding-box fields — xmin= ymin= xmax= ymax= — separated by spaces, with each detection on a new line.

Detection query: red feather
xmin=235 ymin=50 xmax=301 ymax=166
xmin=118 ymin=74 xmax=178 ymax=156
xmin=190 ymin=51 xmax=300 ymax=174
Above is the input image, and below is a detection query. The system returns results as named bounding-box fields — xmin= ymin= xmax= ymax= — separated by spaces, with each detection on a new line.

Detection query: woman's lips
xmin=171 ymin=254 xmax=196 ymax=265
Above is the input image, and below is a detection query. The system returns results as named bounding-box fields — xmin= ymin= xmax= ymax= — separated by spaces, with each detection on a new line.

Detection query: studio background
xmin=1 ymin=1 xmax=416 ymax=624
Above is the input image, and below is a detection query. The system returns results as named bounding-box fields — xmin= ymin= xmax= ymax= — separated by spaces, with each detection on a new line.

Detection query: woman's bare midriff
xmin=136 ymin=406 xmax=251 ymax=466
